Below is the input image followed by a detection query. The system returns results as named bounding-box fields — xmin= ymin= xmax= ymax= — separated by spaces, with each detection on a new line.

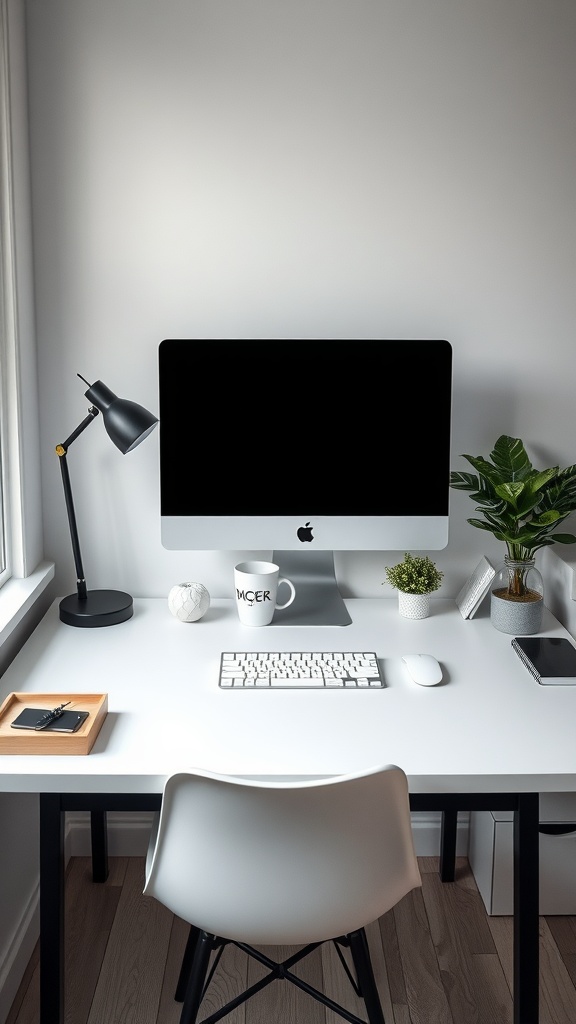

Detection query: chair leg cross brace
xmin=179 ymin=929 xmax=385 ymax=1024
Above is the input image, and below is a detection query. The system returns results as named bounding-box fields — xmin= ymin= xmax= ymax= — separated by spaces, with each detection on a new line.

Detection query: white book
xmin=455 ymin=557 xmax=496 ymax=619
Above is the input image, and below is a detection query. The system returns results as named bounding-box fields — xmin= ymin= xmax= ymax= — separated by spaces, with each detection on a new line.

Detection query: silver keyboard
xmin=219 ymin=651 xmax=385 ymax=689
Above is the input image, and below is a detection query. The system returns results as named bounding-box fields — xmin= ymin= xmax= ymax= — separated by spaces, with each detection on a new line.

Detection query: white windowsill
xmin=0 ymin=561 xmax=55 ymax=648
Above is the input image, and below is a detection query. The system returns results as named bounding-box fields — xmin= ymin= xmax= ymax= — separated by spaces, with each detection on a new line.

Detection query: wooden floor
xmin=7 ymin=855 xmax=576 ymax=1024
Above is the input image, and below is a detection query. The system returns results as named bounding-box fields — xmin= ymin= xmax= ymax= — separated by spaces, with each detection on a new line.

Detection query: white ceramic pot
xmin=398 ymin=591 xmax=430 ymax=619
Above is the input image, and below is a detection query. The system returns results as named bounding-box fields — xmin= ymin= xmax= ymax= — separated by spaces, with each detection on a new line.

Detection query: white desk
xmin=3 ymin=596 xmax=576 ymax=1023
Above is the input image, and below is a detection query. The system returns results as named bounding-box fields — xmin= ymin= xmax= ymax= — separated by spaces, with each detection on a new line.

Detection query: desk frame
xmin=39 ymin=790 xmax=540 ymax=1024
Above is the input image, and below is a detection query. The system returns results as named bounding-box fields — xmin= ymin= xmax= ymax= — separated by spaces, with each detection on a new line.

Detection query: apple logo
xmin=297 ymin=522 xmax=314 ymax=543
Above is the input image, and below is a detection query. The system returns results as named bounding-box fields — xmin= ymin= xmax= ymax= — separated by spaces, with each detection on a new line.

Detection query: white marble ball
xmin=168 ymin=582 xmax=210 ymax=622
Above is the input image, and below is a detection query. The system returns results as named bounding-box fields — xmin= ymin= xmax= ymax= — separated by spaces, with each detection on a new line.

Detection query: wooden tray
xmin=0 ymin=693 xmax=108 ymax=755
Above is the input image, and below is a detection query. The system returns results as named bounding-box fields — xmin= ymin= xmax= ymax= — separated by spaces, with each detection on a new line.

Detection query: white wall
xmin=23 ymin=0 xmax=576 ymax=605
xmin=2 ymin=3 xmax=575 ymax=1009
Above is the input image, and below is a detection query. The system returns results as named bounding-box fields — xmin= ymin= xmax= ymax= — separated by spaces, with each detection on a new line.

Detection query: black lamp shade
xmin=85 ymin=380 xmax=159 ymax=454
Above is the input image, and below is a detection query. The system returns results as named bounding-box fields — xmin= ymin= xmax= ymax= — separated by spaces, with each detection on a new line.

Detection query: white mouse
xmin=401 ymin=654 xmax=443 ymax=686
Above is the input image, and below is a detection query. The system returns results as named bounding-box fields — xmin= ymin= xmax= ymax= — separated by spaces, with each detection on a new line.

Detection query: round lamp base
xmin=59 ymin=590 xmax=134 ymax=628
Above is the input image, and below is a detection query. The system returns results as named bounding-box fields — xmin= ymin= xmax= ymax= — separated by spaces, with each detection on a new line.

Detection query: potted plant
xmin=384 ymin=552 xmax=444 ymax=619
xmin=450 ymin=434 xmax=576 ymax=633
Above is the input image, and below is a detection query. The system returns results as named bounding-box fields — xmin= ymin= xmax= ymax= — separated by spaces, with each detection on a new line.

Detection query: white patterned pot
xmin=168 ymin=582 xmax=210 ymax=622
xmin=398 ymin=591 xmax=430 ymax=619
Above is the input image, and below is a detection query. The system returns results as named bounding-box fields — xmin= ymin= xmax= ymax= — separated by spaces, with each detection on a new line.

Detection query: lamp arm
xmin=55 ymin=407 xmax=100 ymax=602
xmin=58 ymin=406 xmax=99 ymax=452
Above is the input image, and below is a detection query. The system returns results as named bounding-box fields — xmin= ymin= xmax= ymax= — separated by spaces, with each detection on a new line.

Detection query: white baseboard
xmin=0 ymin=811 xmax=469 ymax=1015
xmin=65 ymin=810 xmax=469 ymax=857
xmin=411 ymin=811 xmax=470 ymax=856
xmin=0 ymin=880 xmax=39 ymax=1024
xmin=66 ymin=811 xmax=157 ymax=857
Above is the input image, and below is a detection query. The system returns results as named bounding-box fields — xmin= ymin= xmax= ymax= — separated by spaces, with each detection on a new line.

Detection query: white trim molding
xmin=0 ymin=0 xmax=44 ymax=587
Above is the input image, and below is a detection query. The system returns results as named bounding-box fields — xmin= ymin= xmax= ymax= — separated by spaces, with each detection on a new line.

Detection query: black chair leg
xmin=348 ymin=929 xmax=386 ymax=1024
xmin=176 ymin=925 xmax=201 ymax=1001
xmin=180 ymin=931 xmax=214 ymax=1024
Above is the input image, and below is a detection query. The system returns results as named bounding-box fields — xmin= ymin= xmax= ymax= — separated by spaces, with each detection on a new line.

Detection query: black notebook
xmin=511 ymin=636 xmax=576 ymax=685
xmin=10 ymin=707 xmax=89 ymax=732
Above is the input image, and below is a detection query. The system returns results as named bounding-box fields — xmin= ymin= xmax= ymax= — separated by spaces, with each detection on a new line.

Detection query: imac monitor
xmin=159 ymin=338 xmax=452 ymax=626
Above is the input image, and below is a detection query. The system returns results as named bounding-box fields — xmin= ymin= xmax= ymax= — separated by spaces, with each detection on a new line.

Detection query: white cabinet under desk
xmin=470 ymin=793 xmax=576 ymax=915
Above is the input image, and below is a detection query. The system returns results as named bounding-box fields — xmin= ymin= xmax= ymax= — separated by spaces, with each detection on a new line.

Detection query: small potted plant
xmin=450 ymin=434 xmax=576 ymax=633
xmin=384 ymin=552 xmax=444 ymax=619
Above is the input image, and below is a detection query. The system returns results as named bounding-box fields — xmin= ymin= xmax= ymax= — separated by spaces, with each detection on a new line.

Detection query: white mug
xmin=234 ymin=560 xmax=296 ymax=626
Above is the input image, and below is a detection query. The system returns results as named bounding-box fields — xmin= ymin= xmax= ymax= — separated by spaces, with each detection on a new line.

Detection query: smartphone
xmin=11 ymin=707 xmax=89 ymax=733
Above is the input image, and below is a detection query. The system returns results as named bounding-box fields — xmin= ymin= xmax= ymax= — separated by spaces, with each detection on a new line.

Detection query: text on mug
xmin=237 ymin=589 xmax=271 ymax=606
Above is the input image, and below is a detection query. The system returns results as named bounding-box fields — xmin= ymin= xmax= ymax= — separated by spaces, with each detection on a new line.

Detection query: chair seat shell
xmin=143 ymin=764 xmax=421 ymax=946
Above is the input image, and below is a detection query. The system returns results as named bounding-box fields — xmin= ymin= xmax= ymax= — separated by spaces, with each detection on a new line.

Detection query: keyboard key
xmin=270 ymin=677 xmax=319 ymax=687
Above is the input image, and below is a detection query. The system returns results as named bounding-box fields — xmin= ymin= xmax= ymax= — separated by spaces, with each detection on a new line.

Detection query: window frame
xmin=0 ymin=0 xmax=14 ymax=587
xmin=0 ymin=0 xmax=53 ymax=643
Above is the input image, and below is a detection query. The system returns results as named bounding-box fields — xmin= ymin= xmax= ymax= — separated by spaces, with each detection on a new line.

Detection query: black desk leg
xmin=514 ymin=793 xmax=540 ymax=1024
xmin=90 ymin=810 xmax=109 ymax=882
xmin=39 ymin=794 xmax=64 ymax=1024
xmin=440 ymin=809 xmax=458 ymax=881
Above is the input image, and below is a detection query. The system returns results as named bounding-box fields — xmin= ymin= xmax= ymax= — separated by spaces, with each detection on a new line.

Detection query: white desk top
xmin=1 ymin=597 xmax=576 ymax=795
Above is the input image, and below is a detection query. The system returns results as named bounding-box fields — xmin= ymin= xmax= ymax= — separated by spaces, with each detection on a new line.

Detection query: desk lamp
xmin=56 ymin=373 xmax=158 ymax=627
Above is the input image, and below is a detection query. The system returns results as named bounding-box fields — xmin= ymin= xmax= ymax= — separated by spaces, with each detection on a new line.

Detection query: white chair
xmin=143 ymin=764 xmax=422 ymax=1024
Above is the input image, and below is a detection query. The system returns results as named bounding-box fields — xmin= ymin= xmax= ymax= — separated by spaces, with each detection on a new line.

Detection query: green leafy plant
xmin=450 ymin=434 xmax=576 ymax=598
xmin=384 ymin=552 xmax=444 ymax=595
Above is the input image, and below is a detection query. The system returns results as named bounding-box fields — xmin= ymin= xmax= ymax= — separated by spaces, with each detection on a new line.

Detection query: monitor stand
xmin=271 ymin=551 xmax=352 ymax=626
